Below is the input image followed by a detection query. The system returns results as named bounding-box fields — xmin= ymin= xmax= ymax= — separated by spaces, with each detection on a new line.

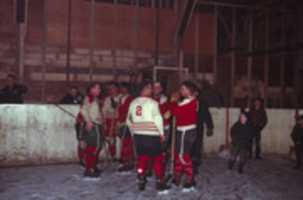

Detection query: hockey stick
xmin=164 ymin=117 xmax=176 ymax=184
xmin=54 ymin=104 xmax=112 ymax=168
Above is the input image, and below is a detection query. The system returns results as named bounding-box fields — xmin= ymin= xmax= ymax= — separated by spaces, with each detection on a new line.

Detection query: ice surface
xmin=0 ymin=156 xmax=303 ymax=200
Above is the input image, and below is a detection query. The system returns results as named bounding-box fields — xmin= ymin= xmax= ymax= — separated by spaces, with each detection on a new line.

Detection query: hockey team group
xmin=74 ymin=79 xmax=303 ymax=195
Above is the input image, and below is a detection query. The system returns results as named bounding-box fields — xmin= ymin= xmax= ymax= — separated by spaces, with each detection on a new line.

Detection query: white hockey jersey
xmin=102 ymin=95 xmax=121 ymax=119
xmin=126 ymin=97 xmax=164 ymax=136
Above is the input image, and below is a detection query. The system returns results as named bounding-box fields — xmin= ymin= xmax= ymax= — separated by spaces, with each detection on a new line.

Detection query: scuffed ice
xmin=0 ymin=156 xmax=303 ymax=200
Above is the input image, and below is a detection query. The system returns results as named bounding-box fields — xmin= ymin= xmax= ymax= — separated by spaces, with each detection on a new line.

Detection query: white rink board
xmin=0 ymin=105 xmax=300 ymax=166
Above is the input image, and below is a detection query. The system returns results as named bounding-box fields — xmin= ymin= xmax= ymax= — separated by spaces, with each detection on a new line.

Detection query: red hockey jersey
xmin=171 ymin=97 xmax=198 ymax=127
xmin=118 ymin=94 xmax=133 ymax=124
xmin=154 ymin=95 xmax=170 ymax=128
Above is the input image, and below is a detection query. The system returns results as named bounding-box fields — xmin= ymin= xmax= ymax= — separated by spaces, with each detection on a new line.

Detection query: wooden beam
xmin=174 ymin=0 xmax=198 ymax=44
xmin=247 ymin=12 xmax=253 ymax=107
xmin=17 ymin=0 xmax=28 ymax=82
xmin=154 ymin=0 xmax=160 ymax=66
xmin=264 ymin=12 xmax=269 ymax=107
xmin=280 ymin=14 xmax=285 ymax=108
xmin=213 ymin=6 xmax=218 ymax=84
xmin=113 ymin=0 xmax=118 ymax=77
xmin=66 ymin=0 xmax=72 ymax=83
xmin=89 ymin=0 xmax=96 ymax=82
xmin=230 ymin=7 xmax=236 ymax=107
xmin=198 ymin=0 xmax=254 ymax=9
xmin=41 ymin=0 xmax=48 ymax=102
xmin=134 ymin=0 xmax=140 ymax=69
xmin=194 ymin=13 xmax=200 ymax=79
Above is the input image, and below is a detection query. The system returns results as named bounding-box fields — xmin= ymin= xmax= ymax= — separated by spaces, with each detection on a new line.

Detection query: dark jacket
xmin=0 ymin=84 xmax=28 ymax=104
xmin=231 ymin=122 xmax=255 ymax=147
xmin=249 ymin=108 xmax=268 ymax=132
xmin=60 ymin=94 xmax=83 ymax=105
xmin=291 ymin=124 xmax=303 ymax=144
xmin=198 ymin=99 xmax=214 ymax=131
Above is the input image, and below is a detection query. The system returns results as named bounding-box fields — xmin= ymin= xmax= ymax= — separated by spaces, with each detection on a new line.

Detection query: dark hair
xmin=86 ymin=82 xmax=100 ymax=95
xmin=120 ymin=82 xmax=130 ymax=92
xmin=139 ymin=79 xmax=153 ymax=93
xmin=253 ymin=97 xmax=264 ymax=104
xmin=239 ymin=111 xmax=251 ymax=124
xmin=251 ymin=97 xmax=265 ymax=110
xmin=297 ymin=115 xmax=303 ymax=122
xmin=181 ymin=81 xmax=198 ymax=94
xmin=108 ymin=81 xmax=119 ymax=88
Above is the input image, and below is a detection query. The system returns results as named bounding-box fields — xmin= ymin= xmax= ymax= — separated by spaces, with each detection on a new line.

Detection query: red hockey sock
xmin=85 ymin=146 xmax=97 ymax=171
xmin=137 ymin=155 xmax=150 ymax=176
xmin=121 ymin=137 xmax=134 ymax=164
xmin=153 ymin=153 xmax=165 ymax=180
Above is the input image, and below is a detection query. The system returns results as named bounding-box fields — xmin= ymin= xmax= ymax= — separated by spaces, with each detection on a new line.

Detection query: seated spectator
xmin=0 ymin=73 xmax=28 ymax=104
xmin=60 ymin=86 xmax=83 ymax=105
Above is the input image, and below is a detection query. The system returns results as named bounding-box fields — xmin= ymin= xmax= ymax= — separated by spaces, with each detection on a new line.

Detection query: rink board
xmin=0 ymin=105 xmax=300 ymax=166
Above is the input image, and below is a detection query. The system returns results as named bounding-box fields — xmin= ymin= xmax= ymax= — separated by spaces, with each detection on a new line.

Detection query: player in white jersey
xmin=127 ymin=80 xmax=170 ymax=194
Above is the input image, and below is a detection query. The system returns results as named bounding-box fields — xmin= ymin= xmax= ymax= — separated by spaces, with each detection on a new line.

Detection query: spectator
xmin=249 ymin=98 xmax=268 ymax=159
xmin=291 ymin=115 xmax=303 ymax=170
xmin=191 ymin=87 xmax=214 ymax=175
xmin=199 ymin=80 xmax=223 ymax=108
xmin=60 ymin=86 xmax=84 ymax=105
xmin=228 ymin=111 xmax=255 ymax=174
xmin=0 ymin=73 xmax=28 ymax=104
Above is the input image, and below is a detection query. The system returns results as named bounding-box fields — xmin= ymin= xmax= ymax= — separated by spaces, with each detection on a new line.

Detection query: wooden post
xmin=280 ymin=14 xmax=285 ymax=108
xmin=41 ymin=0 xmax=48 ymax=102
xmin=264 ymin=12 xmax=269 ymax=107
xmin=178 ymin=48 xmax=184 ymax=82
xmin=16 ymin=0 xmax=28 ymax=82
xmin=66 ymin=0 xmax=72 ymax=83
xmin=213 ymin=6 xmax=218 ymax=85
xmin=134 ymin=0 xmax=140 ymax=70
xmin=230 ymin=7 xmax=236 ymax=107
xmin=89 ymin=0 xmax=95 ymax=82
xmin=17 ymin=23 xmax=25 ymax=82
xmin=154 ymin=0 xmax=160 ymax=66
xmin=247 ymin=11 xmax=253 ymax=108
xmin=194 ymin=13 xmax=200 ymax=79
xmin=113 ymin=0 xmax=118 ymax=77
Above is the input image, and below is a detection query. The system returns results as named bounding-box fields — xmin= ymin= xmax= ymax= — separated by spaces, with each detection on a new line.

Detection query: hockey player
xmin=170 ymin=81 xmax=199 ymax=191
xmin=79 ymin=83 xmax=103 ymax=178
xmin=75 ymin=105 xmax=85 ymax=167
xmin=153 ymin=81 xmax=171 ymax=151
xmin=228 ymin=111 xmax=254 ymax=174
xmin=102 ymin=82 xmax=121 ymax=160
xmin=291 ymin=115 xmax=303 ymax=170
xmin=117 ymin=82 xmax=134 ymax=172
xmin=127 ymin=80 xmax=169 ymax=193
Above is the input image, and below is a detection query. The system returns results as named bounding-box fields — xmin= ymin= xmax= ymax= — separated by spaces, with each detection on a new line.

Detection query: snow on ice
xmin=0 ymin=156 xmax=303 ymax=200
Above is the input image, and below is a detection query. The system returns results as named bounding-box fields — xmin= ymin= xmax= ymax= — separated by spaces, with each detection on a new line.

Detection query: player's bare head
xmin=7 ymin=73 xmax=17 ymax=86
xmin=153 ymin=81 xmax=163 ymax=96
xmin=120 ymin=82 xmax=130 ymax=95
xmin=180 ymin=81 xmax=197 ymax=98
xmin=140 ymin=79 xmax=153 ymax=97
xmin=108 ymin=81 xmax=119 ymax=96
xmin=69 ymin=86 xmax=78 ymax=97
xmin=297 ymin=115 xmax=303 ymax=127
xmin=88 ymin=83 xmax=101 ymax=98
